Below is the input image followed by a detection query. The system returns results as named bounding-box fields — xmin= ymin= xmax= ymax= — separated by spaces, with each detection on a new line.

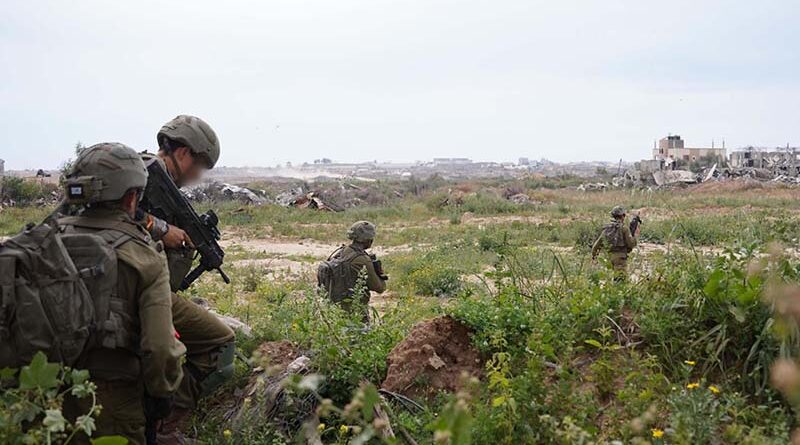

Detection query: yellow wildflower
xmin=223 ymin=429 xmax=232 ymax=439
xmin=684 ymin=360 xmax=696 ymax=366
xmin=339 ymin=425 xmax=349 ymax=434
xmin=686 ymin=382 xmax=700 ymax=390
xmin=709 ymin=385 xmax=720 ymax=394
xmin=652 ymin=428 xmax=664 ymax=438
xmin=317 ymin=423 xmax=326 ymax=432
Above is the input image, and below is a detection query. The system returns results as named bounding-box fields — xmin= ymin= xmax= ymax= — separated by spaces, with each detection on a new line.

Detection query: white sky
xmin=1 ymin=0 xmax=798 ymax=169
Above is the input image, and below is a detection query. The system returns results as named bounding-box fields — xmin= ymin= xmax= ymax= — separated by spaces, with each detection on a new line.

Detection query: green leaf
xmin=728 ymin=305 xmax=747 ymax=323
xmin=360 ymin=384 xmax=380 ymax=422
xmin=19 ymin=352 xmax=60 ymax=390
xmin=70 ymin=368 xmax=90 ymax=385
xmin=75 ymin=414 xmax=97 ymax=436
xmin=0 ymin=367 xmax=17 ymax=380
xmin=42 ymin=409 xmax=67 ymax=433
xmin=703 ymin=269 xmax=725 ymax=298
xmin=91 ymin=436 xmax=129 ymax=445
xmin=491 ymin=395 xmax=507 ymax=407
xmin=584 ymin=339 xmax=603 ymax=349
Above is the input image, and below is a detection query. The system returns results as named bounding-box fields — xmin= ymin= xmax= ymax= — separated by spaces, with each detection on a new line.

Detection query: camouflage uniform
xmin=138 ymin=116 xmax=235 ymax=442
xmin=592 ymin=206 xmax=637 ymax=281
xmin=57 ymin=144 xmax=185 ymax=445
xmin=63 ymin=209 xmax=186 ymax=445
xmin=327 ymin=221 xmax=387 ymax=320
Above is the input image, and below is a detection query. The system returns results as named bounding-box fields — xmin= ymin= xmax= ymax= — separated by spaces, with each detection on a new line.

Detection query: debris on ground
xmin=507 ymin=193 xmax=532 ymax=204
xmin=381 ymin=316 xmax=483 ymax=399
xmin=288 ymin=191 xmax=343 ymax=212
xmin=253 ymin=340 xmax=303 ymax=370
xmin=652 ymin=169 xmax=698 ymax=186
xmin=226 ymin=349 xmax=315 ymax=435
xmin=183 ymin=181 xmax=267 ymax=205
xmin=577 ymin=182 xmax=608 ymax=191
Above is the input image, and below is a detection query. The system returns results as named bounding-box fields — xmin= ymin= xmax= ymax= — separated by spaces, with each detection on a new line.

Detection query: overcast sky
xmin=1 ymin=1 xmax=798 ymax=169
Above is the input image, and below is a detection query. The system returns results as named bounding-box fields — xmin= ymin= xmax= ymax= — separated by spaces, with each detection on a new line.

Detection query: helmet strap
xmin=166 ymin=151 xmax=184 ymax=183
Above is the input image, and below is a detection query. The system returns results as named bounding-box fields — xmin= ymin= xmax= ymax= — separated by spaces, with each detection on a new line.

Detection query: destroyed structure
xmin=593 ymin=135 xmax=800 ymax=189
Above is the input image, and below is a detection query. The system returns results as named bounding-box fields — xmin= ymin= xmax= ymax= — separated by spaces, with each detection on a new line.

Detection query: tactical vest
xmin=317 ymin=246 xmax=366 ymax=303
xmin=0 ymin=217 xmax=139 ymax=369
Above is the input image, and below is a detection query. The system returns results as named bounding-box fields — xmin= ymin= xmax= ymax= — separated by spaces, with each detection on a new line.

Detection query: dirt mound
xmin=382 ymin=316 xmax=483 ymax=398
xmin=254 ymin=340 xmax=303 ymax=369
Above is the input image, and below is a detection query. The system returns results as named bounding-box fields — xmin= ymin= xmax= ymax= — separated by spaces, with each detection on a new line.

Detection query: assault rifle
xmin=141 ymin=157 xmax=230 ymax=290
xmin=629 ymin=214 xmax=643 ymax=236
xmin=369 ymin=253 xmax=389 ymax=281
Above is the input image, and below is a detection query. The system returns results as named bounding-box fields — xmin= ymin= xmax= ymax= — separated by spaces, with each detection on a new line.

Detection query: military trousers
xmin=65 ymin=379 xmax=146 ymax=445
xmin=171 ymin=293 xmax=235 ymax=409
xmin=609 ymin=252 xmax=628 ymax=282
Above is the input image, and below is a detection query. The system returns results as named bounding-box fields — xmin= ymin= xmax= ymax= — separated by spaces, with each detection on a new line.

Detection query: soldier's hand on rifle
xmin=163 ymin=224 xmax=195 ymax=249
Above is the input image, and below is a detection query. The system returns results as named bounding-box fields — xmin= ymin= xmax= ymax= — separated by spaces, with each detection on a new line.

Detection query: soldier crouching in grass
xmin=318 ymin=221 xmax=388 ymax=323
xmin=592 ymin=206 xmax=639 ymax=281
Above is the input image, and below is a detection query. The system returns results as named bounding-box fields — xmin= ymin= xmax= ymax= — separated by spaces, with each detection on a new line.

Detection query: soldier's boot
xmin=156 ymin=407 xmax=195 ymax=445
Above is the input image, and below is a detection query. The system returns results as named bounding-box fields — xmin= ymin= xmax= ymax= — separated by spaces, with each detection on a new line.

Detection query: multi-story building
xmin=652 ymin=135 xmax=726 ymax=163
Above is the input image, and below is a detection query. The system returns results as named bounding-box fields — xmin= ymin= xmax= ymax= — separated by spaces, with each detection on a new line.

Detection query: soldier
xmin=59 ymin=143 xmax=186 ymax=444
xmin=318 ymin=221 xmax=387 ymax=322
xmin=592 ymin=206 xmax=639 ymax=281
xmin=138 ymin=115 xmax=236 ymax=443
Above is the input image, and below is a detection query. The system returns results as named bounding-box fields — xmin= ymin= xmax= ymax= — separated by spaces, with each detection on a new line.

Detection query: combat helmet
xmin=157 ymin=115 xmax=220 ymax=168
xmin=610 ymin=206 xmax=627 ymax=218
xmin=347 ymin=221 xmax=377 ymax=243
xmin=64 ymin=143 xmax=148 ymax=204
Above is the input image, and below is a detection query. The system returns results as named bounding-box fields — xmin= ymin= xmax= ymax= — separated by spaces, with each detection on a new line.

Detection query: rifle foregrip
xmin=179 ymin=265 xmax=207 ymax=291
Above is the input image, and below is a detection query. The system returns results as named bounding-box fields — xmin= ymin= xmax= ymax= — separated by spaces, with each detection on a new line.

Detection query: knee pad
xmin=199 ymin=341 xmax=236 ymax=398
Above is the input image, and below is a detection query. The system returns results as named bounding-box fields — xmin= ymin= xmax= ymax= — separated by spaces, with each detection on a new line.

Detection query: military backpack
xmin=317 ymin=246 xmax=362 ymax=303
xmin=0 ymin=218 xmax=133 ymax=369
xmin=601 ymin=220 xmax=626 ymax=249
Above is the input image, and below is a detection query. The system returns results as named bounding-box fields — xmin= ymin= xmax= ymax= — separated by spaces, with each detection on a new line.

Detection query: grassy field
xmin=4 ymin=180 xmax=800 ymax=444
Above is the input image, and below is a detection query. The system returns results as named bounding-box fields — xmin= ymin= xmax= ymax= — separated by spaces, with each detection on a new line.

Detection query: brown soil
xmin=381 ymin=316 xmax=484 ymax=398
xmin=254 ymin=340 xmax=303 ymax=369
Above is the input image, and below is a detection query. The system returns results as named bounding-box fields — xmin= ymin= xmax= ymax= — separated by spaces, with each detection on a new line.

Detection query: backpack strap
xmin=58 ymin=216 xmax=149 ymax=243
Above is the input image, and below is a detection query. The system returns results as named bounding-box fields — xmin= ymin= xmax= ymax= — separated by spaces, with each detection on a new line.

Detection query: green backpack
xmin=601 ymin=221 xmax=626 ymax=249
xmin=0 ymin=218 xmax=132 ymax=369
xmin=317 ymin=246 xmax=360 ymax=303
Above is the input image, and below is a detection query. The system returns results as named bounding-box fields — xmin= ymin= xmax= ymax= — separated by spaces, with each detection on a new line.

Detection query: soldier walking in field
xmin=592 ymin=206 xmax=639 ymax=281
xmin=317 ymin=221 xmax=388 ymax=322
xmin=138 ymin=115 xmax=236 ymax=443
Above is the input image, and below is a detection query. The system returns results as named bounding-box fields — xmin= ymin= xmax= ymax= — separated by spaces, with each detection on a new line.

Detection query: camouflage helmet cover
xmin=347 ymin=221 xmax=377 ymax=243
xmin=157 ymin=115 xmax=220 ymax=168
xmin=65 ymin=143 xmax=148 ymax=204
xmin=611 ymin=206 xmax=627 ymax=218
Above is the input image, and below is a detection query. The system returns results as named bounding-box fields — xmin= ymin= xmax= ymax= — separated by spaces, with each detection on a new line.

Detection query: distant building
xmin=0 ymin=158 xmax=4 ymax=176
xmin=432 ymin=158 xmax=472 ymax=166
xmin=518 ymin=157 xmax=530 ymax=166
xmin=729 ymin=147 xmax=798 ymax=170
xmin=652 ymin=135 xmax=726 ymax=163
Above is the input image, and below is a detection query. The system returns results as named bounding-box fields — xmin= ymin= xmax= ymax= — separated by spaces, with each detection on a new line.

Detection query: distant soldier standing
xmin=0 ymin=143 xmax=186 ymax=444
xmin=592 ymin=206 xmax=639 ymax=281
xmin=138 ymin=115 xmax=235 ymax=443
xmin=318 ymin=221 xmax=388 ymax=322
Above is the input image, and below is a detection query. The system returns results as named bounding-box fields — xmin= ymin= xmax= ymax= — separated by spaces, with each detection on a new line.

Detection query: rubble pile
xmin=182 ymin=181 xmax=267 ymax=205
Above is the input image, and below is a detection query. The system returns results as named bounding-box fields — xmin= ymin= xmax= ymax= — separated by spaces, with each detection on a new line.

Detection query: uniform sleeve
xmin=141 ymin=212 xmax=169 ymax=241
xmin=592 ymin=232 xmax=604 ymax=258
xmin=622 ymin=224 xmax=637 ymax=251
xmin=118 ymin=242 xmax=186 ymax=398
xmin=352 ymin=255 xmax=386 ymax=294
